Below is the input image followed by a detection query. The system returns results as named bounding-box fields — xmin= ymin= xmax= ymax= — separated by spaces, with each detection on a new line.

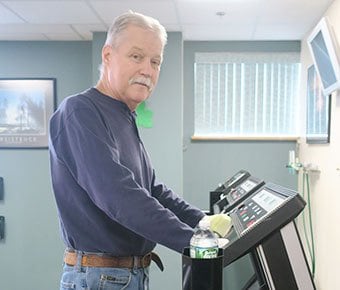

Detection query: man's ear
xmin=102 ymin=45 xmax=112 ymax=64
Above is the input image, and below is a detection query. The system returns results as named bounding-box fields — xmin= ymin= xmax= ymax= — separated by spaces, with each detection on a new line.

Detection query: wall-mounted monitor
xmin=307 ymin=17 xmax=340 ymax=96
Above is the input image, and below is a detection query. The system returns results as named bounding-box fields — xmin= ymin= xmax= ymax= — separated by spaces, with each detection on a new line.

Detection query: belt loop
xmin=132 ymin=256 xmax=138 ymax=273
xmin=75 ymin=250 xmax=83 ymax=272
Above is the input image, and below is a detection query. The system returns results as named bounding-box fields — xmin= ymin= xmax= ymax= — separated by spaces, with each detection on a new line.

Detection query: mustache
xmin=129 ymin=76 xmax=154 ymax=92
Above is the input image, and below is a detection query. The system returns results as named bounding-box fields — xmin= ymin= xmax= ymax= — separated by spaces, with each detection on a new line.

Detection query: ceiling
xmin=0 ymin=0 xmax=335 ymax=41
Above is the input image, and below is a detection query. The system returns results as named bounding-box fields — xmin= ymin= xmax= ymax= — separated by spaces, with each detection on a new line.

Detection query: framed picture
xmin=306 ymin=65 xmax=331 ymax=144
xmin=0 ymin=78 xmax=56 ymax=149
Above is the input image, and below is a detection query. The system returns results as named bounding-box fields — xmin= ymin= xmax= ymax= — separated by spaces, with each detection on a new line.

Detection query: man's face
xmin=103 ymin=25 xmax=163 ymax=111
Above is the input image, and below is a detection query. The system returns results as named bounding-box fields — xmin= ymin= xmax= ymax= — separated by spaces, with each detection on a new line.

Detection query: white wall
xmin=298 ymin=0 xmax=340 ymax=289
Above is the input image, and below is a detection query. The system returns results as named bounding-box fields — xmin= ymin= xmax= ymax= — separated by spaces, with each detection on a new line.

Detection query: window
xmin=194 ymin=52 xmax=301 ymax=139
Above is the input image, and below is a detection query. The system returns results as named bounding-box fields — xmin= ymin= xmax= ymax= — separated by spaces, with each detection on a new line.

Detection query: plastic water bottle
xmin=190 ymin=218 xmax=219 ymax=259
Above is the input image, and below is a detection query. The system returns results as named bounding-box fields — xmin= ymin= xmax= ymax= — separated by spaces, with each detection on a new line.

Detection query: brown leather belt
xmin=64 ymin=250 xmax=164 ymax=271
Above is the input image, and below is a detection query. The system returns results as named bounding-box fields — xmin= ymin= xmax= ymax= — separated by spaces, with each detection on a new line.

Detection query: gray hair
xmin=106 ymin=11 xmax=167 ymax=48
xmin=98 ymin=11 xmax=168 ymax=78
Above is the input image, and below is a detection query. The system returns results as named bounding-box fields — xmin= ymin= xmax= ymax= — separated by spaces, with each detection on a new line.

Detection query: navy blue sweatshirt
xmin=49 ymin=88 xmax=204 ymax=255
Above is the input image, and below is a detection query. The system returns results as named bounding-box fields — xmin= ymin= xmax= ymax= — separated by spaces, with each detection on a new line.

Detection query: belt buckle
xmin=141 ymin=253 xmax=152 ymax=268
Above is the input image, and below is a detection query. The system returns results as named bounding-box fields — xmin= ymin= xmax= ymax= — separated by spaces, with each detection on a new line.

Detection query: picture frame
xmin=306 ymin=65 xmax=331 ymax=144
xmin=0 ymin=78 xmax=56 ymax=149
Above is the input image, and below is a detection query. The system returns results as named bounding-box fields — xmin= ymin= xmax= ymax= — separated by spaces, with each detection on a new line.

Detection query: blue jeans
xmin=60 ymin=257 xmax=149 ymax=290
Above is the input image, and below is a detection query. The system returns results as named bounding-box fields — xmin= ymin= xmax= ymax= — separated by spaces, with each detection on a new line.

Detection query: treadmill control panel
xmin=227 ymin=178 xmax=262 ymax=203
xmin=222 ymin=182 xmax=306 ymax=266
xmin=235 ymin=188 xmax=286 ymax=234
xmin=214 ymin=175 xmax=264 ymax=214
xmin=210 ymin=170 xmax=251 ymax=214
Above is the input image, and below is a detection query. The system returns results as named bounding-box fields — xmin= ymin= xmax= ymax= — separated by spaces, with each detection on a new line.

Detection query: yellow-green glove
xmin=205 ymin=214 xmax=233 ymax=237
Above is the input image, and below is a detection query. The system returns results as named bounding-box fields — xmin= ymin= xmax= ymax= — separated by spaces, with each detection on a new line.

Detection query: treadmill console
xmin=222 ymin=182 xmax=306 ymax=266
xmin=210 ymin=170 xmax=250 ymax=213
xmin=216 ymin=170 xmax=250 ymax=192
xmin=213 ymin=175 xmax=265 ymax=214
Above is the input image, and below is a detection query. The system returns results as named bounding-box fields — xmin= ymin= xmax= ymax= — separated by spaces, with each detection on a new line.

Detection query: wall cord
xmin=302 ymin=171 xmax=316 ymax=278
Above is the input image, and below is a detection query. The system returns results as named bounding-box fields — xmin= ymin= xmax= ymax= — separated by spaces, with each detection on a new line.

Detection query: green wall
xmin=0 ymin=37 xmax=300 ymax=290
xmin=0 ymin=41 xmax=92 ymax=290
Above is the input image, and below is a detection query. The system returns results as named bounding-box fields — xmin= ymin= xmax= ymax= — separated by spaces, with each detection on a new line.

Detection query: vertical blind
xmin=194 ymin=52 xmax=301 ymax=137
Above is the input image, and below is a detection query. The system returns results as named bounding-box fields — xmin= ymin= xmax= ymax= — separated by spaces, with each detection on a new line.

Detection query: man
xmin=49 ymin=11 xmax=231 ymax=290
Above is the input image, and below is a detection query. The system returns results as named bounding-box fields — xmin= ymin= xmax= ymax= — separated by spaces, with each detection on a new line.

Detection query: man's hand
xmin=202 ymin=214 xmax=233 ymax=237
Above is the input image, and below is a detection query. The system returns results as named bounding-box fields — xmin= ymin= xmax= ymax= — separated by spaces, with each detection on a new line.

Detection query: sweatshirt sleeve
xmin=151 ymin=173 xmax=205 ymax=228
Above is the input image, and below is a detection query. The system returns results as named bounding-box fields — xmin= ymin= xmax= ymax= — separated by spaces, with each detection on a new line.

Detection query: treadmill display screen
xmin=253 ymin=189 xmax=285 ymax=212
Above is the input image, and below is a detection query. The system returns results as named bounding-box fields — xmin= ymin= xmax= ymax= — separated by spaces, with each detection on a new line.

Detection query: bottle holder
xmin=182 ymin=247 xmax=223 ymax=290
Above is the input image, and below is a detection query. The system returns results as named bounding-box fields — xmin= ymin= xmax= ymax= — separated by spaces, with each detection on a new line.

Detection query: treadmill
xmin=182 ymin=182 xmax=315 ymax=290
